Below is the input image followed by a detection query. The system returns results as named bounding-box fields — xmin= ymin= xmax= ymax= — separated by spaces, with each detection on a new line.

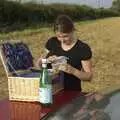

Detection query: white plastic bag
xmin=52 ymin=56 xmax=68 ymax=73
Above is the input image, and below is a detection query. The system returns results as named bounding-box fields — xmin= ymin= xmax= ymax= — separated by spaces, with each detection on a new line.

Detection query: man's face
xmin=56 ymin=32 xmax=73 ymax=45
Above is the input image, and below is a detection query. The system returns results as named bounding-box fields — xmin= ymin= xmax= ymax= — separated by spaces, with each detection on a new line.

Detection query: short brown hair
xmin=54 ymin=15 xmax=75 ymax=33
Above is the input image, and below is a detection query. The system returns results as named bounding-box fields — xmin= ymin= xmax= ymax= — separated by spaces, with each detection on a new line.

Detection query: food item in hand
xmin=52 ymin=56 xmax=68 ymax=73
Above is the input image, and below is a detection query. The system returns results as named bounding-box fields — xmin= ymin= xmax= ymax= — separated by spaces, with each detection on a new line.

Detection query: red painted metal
xmin=0 ymin=91 xmax=83 ymax=120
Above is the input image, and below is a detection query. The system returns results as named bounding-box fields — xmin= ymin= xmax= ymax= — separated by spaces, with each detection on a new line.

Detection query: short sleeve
xmin=81 ymin=43 xmax=92 ymax=60
xmin=45 ymin=37 xmax=54 ymax=51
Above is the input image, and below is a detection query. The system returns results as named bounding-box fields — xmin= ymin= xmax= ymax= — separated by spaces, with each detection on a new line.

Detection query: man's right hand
xmin=35 ymin=57 xmax=42 ymax=69
xmin=47 ymin=55 xmax=58 ymax=63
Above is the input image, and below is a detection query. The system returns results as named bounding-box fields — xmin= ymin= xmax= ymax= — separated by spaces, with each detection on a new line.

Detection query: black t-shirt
xmin=45 ymin=37 xmax=92 ymax=91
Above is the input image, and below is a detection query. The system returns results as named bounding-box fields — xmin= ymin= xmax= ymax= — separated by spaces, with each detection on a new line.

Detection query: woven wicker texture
xmin=0 ymin=40 xmax=64 ymax=101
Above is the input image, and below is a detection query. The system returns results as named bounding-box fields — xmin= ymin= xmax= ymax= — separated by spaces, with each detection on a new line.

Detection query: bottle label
xmin=39 ymin=85 xmax=52 ymax=104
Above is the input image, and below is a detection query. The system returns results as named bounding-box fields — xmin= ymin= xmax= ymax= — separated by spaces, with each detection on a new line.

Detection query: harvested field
xmin=0 ymin=17 xmax=120 ymax=99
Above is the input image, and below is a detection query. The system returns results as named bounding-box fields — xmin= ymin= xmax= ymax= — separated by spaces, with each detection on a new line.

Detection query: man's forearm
xmin=72 ymin=68 xmax=93 ymax=81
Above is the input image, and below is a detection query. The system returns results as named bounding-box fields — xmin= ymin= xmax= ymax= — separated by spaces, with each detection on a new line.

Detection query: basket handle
xmin=0 ymin=46 xmax=10 ymax=77
xmin=0 ymin=40 xmax=23 ymax=77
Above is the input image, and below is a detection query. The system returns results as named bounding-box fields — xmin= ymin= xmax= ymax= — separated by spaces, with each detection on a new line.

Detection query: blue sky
xmin=10 ymin=0 xmax=113 ymax=8
xmin=47 ymin=0 xmax=113 ymax=8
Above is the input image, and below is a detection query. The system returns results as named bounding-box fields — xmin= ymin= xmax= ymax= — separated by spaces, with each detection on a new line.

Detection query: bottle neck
xmin=42 ymin=63 xmax=47 ymax=68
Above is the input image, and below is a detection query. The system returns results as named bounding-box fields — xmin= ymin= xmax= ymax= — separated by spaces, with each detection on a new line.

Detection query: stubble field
xmin=0 ymin=17 xmax=120 ymax=100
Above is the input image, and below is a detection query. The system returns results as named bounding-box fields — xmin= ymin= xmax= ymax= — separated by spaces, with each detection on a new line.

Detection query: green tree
xmin=112 ymin=0 xmax=120 ymax=12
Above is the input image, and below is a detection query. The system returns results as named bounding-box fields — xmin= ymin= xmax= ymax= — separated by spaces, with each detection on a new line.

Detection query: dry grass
xmin=0 ymin=17 xmax=120 ymax=100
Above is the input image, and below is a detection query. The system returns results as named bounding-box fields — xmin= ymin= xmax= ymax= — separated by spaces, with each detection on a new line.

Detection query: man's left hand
xmin=58 ymin=63 xmax=74 ymax=74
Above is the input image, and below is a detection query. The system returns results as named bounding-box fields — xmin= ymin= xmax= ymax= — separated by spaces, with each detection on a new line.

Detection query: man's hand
xmin=58 ymin=63 xmax=74 ymax=74
xmin=35 ymin=57 xmax=42 ymax=69
xmin=47 ymin=55 xmax=57 ymax=63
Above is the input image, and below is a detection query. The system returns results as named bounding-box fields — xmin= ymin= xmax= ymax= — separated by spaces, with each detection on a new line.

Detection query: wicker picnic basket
xmin=0 ymin=40 xmax=64 ymax=101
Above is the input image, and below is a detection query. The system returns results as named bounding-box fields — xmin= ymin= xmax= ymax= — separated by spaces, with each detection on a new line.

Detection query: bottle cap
xmin=42 ymin=58 xmax=47 ymax=64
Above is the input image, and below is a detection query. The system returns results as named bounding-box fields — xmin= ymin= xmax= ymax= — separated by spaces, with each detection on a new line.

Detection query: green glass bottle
xmin=39 ymin=58 xmax=53 ymax=108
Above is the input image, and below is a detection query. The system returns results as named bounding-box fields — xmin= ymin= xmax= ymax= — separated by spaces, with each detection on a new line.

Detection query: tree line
xmin=0 ymin=0 xmax=120 ymax=32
